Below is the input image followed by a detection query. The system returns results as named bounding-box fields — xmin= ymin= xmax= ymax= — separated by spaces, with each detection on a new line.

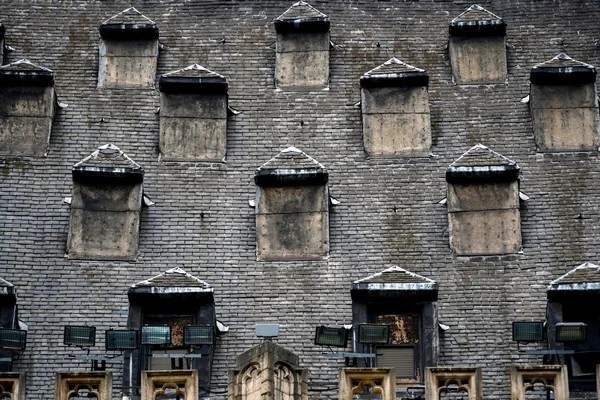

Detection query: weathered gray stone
xmin=0 ymin=86 xmax=54 ymax=156
xmin=447 ymin=182 xmax=519 ymax=212
xmin=98 ymin=40 xmax=158 ymax=88
xmin=67 ymin=182 xmax=142 ymax=260
xmin=449 ymin=36 xmax=507 ymax=84
xmin=361 ymin=86 xmax=429 ymax=114
xmin=256 ymin=185 xmax=328 ymax=261
xmin=160 ymin=93 xmax=227 ymax=119
xmin=530 ymin=83 xmax=600 ymax=151
xmin=275 ymin=33 xmax=329 ymax=89
xmin=362 ymin=113 xmax=431 ymax=156
xmin=448 ymin=209 xmax=522 ymax=255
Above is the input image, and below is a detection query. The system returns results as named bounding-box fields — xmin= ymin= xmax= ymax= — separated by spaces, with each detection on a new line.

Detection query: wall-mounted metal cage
xmin=556 ymin=322 xmax=587 ymax=342
xmin=358 ymin=324 xmax=390 ymax=345
xmin=64 ymin=326 xmax=96 ymax=347
xmin=183 ymin=325 xmax=214 ymax=346
xmin=141 ymin=326 xmax=171 ymax=345
xmin=0 ymin=328 xmax=27 ymax=350
xmin=314 ymin=326 xmax=348 ymax=347
xmin=106 ymin=329 xmax=138 ymax=350
xmin=512 ymin=321 xmax=544 ymax=342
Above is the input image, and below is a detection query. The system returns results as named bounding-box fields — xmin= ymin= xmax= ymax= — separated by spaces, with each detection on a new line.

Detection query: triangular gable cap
xmin=159 ymin=64 xmax=228 ymax=94
xmin=0 ymin=277 xmax=16 ymax=299
xmin=450 ymin=4 xmax=506 ymax=36
xmin=131 ymin=267 xmax=213 ymax=291
xmin=352 ymin=266 xmax=438 ymax=301
xmin=549 ymin=262 xmax=600 ymax=292
xmin=0 ymin=59 xmax=54 ymax=87
xmin=73 ymin=144 xmax=144 ymax=183
xmin=361 ymin=58 xmax=429 ymax=88
xmin=446 ymin=144 xmax=519 ymax=183
xmin=274 ymin=1 xmax=330 ymax=33
xmin=531 ymin=53 xmax=596 ymax=85
xmin=255 ymin=147 xmax=328 ymax=186
xmin=99 ymin=7 xmax=158 ymax=40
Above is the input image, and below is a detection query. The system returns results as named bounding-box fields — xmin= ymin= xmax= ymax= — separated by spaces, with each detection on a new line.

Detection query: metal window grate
xmin=377 ymin=347 xmax=415 ymax=378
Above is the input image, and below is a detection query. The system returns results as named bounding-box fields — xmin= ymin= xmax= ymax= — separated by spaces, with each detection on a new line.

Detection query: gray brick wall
xmin=1 ymin=1 xmax=599 ymax=399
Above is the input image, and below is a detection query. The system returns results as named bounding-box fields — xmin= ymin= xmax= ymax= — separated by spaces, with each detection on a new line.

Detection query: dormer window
xmin=158 ymin=64 xmax=229 ymax=161
xmin=67 ymin=144 xmax=144 ymax=260
xmin=0 ymin=60 xmax=56 ymax=156
xmin=274 ymin=1 xmax=330 ymax=90
xmin=255 ymin=147 xmax=329 ymax=261
xmin=530 ymin=54 xmax=599 ymax=152
xmin=97 ymin=7 xmax=159 ymax=88
xmin=127 ymin=268 xmax=217 ymax=398
xmin=360 ymin=58 xmax=431 ymax=157
xmin=449 ymin=4 xmax=507 ymax=84
xmin=446 ymin=144 xmax=521 ymax=256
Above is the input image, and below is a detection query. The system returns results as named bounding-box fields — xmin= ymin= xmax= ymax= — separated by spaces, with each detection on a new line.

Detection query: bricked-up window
xmin=158 ymin=64 xmax=228 ymax=161
xmin=446 ymin=144 xmax=521 ymax=256
xmin=530 ymin=54 xmax=599 ymax=152
xmin=255 ymin=147 xmax=329 ymax=261
xmin=0 ymin=373 xmax=25 ymax=400
xmin=67 ymin=144 xmax=144 ymax=260
xmin=127 ymin=268 xmax=216 ymax=398
xmin=98 ymin=7 xmax=158 ymax=88
xmin=54 ymin=372 xmax=112 ymax=400
xmin=351 ymin=266 xmax=439 ymax=387
xmin=360 ymin=58 xmax=431 ymax=157
xmin=449 ymin=5 xmax=507 ymax=84
xmin=510 ymin=366 xmax=568 ymax=400
xmin=0 ymin=60 xmax=56 ymax=156
xmin=274 ymin=1 xmax=330 ymax=90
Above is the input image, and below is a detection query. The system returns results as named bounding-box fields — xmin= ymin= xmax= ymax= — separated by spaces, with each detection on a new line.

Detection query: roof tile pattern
xmin=550 ymin=262 xmax=600 ymax=285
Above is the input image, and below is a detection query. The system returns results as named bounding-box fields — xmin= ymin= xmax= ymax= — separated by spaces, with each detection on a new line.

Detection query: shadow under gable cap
xmin=0 ymin=22 xmax=5 ymax=39
xmin=255 ymin=147 xmax=328 ymax=186
xmin=548 ymin=262 xmax=600 ymax=300
xmin=446 ymin=144 xmax=519 ymax=183
xmin=0 ymin=59 xmax=54 ymax=87
xmin=351 ymin=266 xmax=439 ymax=302
xmin=360 ymin=58 xmax=429 ymax=88
xmin=159 ymin=64 xmax=228 ymax=94
xmin=99 ymin=7 xmax=158 ymax=40
xmin=449 ymin=4 xmax=506 ymax=36
xmin=128 ymin=267 xmax=214 ymax=304
xmin=274 ymin=1 xmax=330 ymax=33
xmin=72 ymin=144 xmax=144 ymax=183
xmin=530 ymin=53 xmax=597 ymax=85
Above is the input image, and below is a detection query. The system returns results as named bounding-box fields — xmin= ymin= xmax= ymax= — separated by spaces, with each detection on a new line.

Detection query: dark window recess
xmin=375 ymin=314 xmax=420 ymax=380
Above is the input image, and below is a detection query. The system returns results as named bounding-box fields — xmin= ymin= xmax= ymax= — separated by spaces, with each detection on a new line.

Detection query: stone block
xmin=71 ymin=182 xmax=143 ymax=211
xmin=0 ymin=116 xmax=53 ymax=156
xmin=160 ymin=93 xmax=227 ymax=118
xmin=532 ymin=107 xmax=599 ymax=151
xmin=68 ymin=182 xmax=142 ymax=260
xmin=0 ymin=86 xmax=54 ymax=117
xmin=449 ymin=36 xmax=507 ymax=84
xmin=447 ymin=181 xmax=519 ymax=212
xmin=257 ymin=185 xmax=327 ymax=214
xmin=276 ymin=32 xmax=330 ymax=52
xmin=449 ymin=209 xmax=521 ymax=255
xmin=530 ymin=83 xmax=597 ymax=109
xmin=159 ymin=117 xmax=227 ymax=161
xmin=361 ymin=86 xmax=429 ymax=114
xmin=98 ymin=40 xmax=158 ymax=88
xmin=362 ymin=113 xmax=431 ymax=156
xmin=276 ymin=50 xmax=329 ymax=89
xmin=256 ymin=211 xmax=328 ymax=261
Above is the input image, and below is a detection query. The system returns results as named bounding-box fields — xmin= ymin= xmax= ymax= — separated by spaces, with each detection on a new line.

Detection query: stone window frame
xmin=424 ymin=367 xmax=482 ymax=400
xmin=509 ymin=365 xmax=568 ymax=400
xmin=338 ymin=368 xmax=396 ymax=400
xmin=54 ymin=372 xmax=112 ymax=400
xmin=141 ymin=370 xmax=198 ymax=400
xmin=0 ymin=372 xmax=25 ymax=400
